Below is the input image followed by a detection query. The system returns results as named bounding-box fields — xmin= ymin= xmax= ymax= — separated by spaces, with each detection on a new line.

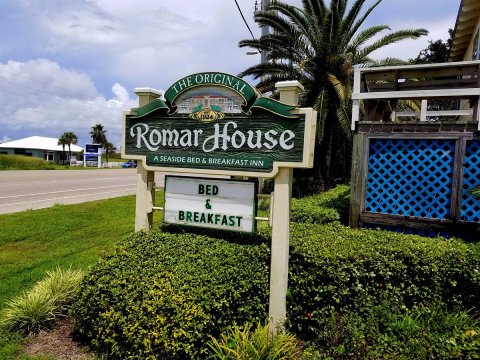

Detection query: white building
xmin=0 ymin=136 xmax=84 ymax=164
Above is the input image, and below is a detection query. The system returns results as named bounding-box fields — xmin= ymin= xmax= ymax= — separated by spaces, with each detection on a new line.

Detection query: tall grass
xmin=0 ymin=154 xmax=60 ymax=170
xmin=0 ymin=268 xmax=85 ymax=334
xmin=208 ymin=322 xmax=300 ymax=360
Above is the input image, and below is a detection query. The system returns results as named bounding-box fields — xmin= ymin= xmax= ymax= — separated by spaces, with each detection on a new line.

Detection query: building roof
xmin=450 ymin=0 xmax=480 ymax=61
xmin=0 ymin=136 xmax=84 ymax=152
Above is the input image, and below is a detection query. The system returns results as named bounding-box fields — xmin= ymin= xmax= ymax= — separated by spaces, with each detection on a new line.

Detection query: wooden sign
xmin=122 ymin=72 xmax=315 ymax=178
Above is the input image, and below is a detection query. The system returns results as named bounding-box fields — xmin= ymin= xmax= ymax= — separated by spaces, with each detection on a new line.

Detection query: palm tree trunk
xmin=312 ymin=116 xmax=334 ymax=192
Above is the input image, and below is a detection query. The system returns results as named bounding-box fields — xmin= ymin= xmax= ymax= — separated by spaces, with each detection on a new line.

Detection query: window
xmin=44 ymin=151 xmax=54 ymax=162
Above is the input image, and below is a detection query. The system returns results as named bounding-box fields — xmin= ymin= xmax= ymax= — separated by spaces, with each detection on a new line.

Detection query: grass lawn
xmin=0 ymin=192 xmax=164 ymax=359
xmin=0 ymin=191 xmax=165 ymax=308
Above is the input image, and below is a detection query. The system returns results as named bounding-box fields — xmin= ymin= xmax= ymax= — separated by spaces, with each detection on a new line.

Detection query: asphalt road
xmin=0 ymin=169 xmax=141 ymax=215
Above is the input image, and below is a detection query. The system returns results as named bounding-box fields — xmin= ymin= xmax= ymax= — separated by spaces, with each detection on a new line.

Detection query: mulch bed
xmin=22 ymin=318 xmax=97 ymax=360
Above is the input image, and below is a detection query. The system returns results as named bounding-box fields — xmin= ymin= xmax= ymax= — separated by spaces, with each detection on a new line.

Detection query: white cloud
xmin=0 ymin=135 xmax=11 ymax=144
xmin=42 ymin=10 xmax=124 ymax=49
xmin=29 ymin=0 xmax=260 ymax=89
xmin=0 ymin=59 xmax=135 ymax=146
xmin=0 ymin=59 xmax=99 ymax=100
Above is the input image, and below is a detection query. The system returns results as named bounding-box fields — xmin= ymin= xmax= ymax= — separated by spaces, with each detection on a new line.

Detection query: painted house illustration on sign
xmin=176 ymin=88 xmax=243 ymax=114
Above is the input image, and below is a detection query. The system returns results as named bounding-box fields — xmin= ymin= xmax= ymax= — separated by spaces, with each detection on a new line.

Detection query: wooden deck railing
xmin=351 ymin=61 xmax=480 ymax=131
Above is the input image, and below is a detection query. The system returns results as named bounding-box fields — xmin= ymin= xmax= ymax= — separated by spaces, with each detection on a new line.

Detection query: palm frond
xmin=362 ymin=57 xmax=408 ymax=67
xmin=355 ymin=28 xmax=428 ymax=61
xmin=347 ymin=0 xmax=382 ymax=39
xmin=347 ymin=25 xmax=390 ymax=53
xmin=340 ymin=0 xmax=367 ymax=36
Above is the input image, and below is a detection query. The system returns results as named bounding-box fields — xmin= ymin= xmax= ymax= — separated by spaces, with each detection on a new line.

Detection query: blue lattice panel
xmin=461 ymin=140 xmax=480 ymax=222
xmin=365 ymin=139 xmax=455 ymax=219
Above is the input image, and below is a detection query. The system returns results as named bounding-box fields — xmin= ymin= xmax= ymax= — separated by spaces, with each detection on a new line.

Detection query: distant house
xmin=450 ymin=0 xmax=480 ymax=61
xmin=0 ymin=136 xmax=84 ymax=164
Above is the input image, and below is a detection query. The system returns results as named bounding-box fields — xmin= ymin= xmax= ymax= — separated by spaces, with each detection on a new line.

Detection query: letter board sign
xmin=164 ymin=176 xmax=257 ymax=233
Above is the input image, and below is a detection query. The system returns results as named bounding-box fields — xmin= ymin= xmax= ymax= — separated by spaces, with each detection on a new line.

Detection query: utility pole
xmin=261 ymin=0 xmax=270 ymax=64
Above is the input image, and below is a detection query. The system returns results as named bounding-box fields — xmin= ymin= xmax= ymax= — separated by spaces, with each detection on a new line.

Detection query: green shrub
xmin=287 ymin=223 xmax=480 ymax=339
xmin=208 ymin=322 xmax=300 ymax=359
xmin=71 ymin=231 xmax=270 ymax=359
xmin=290 ymin=185 xmax=350 ymax=225
xmin=302 ymin=303 xmax=480 ymax=359
xmin=0 ymin=267 xmax=84 ymax=334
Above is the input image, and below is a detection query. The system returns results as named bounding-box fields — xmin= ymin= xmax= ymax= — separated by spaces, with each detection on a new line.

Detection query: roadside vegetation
xmin=0 ymin=154 xmax=61 ymax=170
xmin=69 ymin=189 xmax=480 ymax=358
xmin=0 ymin=153 xmax=131 ymax=170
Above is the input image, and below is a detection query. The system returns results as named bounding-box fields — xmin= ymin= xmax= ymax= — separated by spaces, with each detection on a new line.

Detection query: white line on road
xmin=1 ymin=189 xmax=136 ymax=207
xmin=0 ymin=184 xmax=134 ymax=200
xmin=94 ymin=177 xmax=133 ymax=181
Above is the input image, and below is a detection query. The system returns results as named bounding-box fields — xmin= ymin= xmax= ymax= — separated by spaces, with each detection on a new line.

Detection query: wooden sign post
xmin=269 ymin=81 xmax=304 ymax=334
xmin=132 ymin=87 xmax=161 ymax=232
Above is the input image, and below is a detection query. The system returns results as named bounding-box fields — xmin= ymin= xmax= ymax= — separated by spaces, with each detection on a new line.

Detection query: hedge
xmin=70 ymin=231 xmax=270 ymax=359
xmin=71 ymin=185 xmax=480 ymax=358
xmin=290 ymin=184 xmax=350 ymax=224
xmin=287 ymin=222 xmax=480 ymax=339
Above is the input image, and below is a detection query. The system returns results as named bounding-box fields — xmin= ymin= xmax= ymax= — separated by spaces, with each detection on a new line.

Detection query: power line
xmin=234 ymin=0 xmax=256 ymax=41
xmin=0 ymin=77 xmax=120 ymax=116
xmin=0 ymin=67 xmax=110 ymax=104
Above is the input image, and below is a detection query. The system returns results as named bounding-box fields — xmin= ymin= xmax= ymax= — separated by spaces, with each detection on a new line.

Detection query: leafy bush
xmin=302 ymin=303 xmax=480 ymax=359
xmin=71 ymin=231 xmax=270 ymax=359
xmin=0 ymin=267 xmax=84 ymax=334
xmin=287 ymin=222 xmax=480 ymax=339
xmin=207 ymin=322 xmax=300 ymax=360
xmin=290 ymin=184 xmax=350 ymax=225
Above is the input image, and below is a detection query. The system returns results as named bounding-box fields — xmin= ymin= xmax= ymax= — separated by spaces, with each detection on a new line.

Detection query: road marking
xmin=0 ymin=184 xmax=134 ymax=200
xmin=1 ymin=189 xmax=136 ymax=207
xmin=95 ymin=177 xmax=133 ymax=181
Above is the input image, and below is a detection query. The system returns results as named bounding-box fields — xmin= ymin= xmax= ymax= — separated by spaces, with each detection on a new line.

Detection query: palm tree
xmin=239 ymin=0 xmax=428 ymax=191
xmin=103 ymin=141 xmax=116 ymax=162
xmin=90 ymin=124 xmax=107 ymax=146
xmin=59 ymin=131 xmax=78 ymax=163
xmin=57 ymin=135 xmax=68 ymax=164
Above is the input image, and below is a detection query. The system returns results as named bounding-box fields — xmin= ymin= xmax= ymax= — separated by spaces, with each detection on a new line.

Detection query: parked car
xmin=121 ymin=160 xmax=137 ymax=168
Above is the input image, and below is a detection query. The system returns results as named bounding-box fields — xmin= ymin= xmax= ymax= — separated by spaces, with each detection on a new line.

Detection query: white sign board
xmin=164 ymin=176 xmax=257 ymax=233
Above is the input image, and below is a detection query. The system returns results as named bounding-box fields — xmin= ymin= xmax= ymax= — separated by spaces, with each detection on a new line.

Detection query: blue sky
xmin=0 ymin=0 xmax=460 ymax=148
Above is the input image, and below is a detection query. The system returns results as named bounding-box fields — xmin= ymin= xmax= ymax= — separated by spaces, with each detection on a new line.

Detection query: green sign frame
xmin=122 ymin=72 xmax=316 ymax=178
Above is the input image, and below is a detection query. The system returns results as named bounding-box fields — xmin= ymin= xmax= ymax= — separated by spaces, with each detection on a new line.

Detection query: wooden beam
xmin=349 ymin=133 xmax=369 ymax=228
xmin=360 ymin=212 xmax=480 ymax=234
xmin=420 ymin=100 xmax=428 ymax=122
xmin=353 ymin=88 xmax=480 ymax=100
xmin=394 ymin=109 xmax=473 ymax=117
xmin=450 ymin=137 xmax=467 ymax=221
xmin=366 ymin=78 xmax=478 ymax=92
